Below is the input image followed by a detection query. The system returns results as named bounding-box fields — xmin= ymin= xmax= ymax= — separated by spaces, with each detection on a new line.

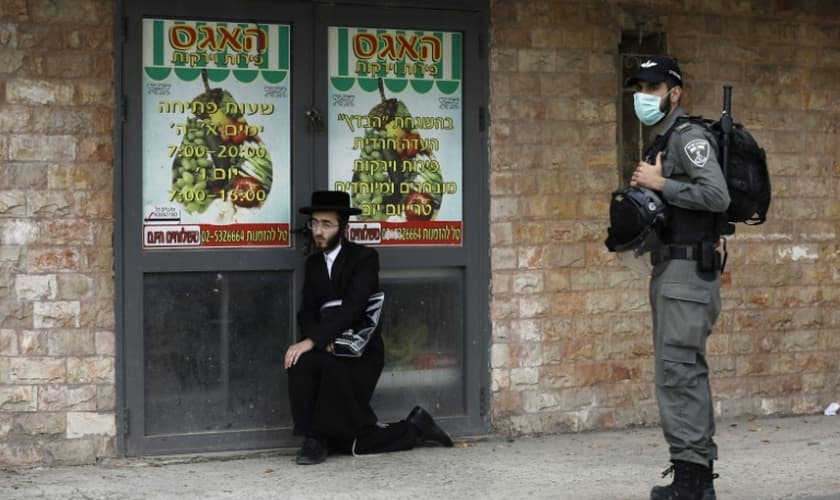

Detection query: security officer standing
xmin=626 ymin=56 xmax=730 ymax=500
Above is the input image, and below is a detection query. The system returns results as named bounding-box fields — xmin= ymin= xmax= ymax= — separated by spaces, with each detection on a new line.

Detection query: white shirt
xmin=324 ymin=243 xmax=342 ymax=278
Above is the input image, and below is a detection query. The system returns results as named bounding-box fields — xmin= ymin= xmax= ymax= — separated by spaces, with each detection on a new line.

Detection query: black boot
xmin=650 ymin=460 xmax=709 ymax=500
xmin=700 ymin=461 xmax=718 ymax=500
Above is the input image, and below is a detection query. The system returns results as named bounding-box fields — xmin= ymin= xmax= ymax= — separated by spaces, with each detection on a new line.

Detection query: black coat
xmin=289 ymin=240 xmax=385 ymax=439
xmin=297 ymin=240 xmax=383 ymax=356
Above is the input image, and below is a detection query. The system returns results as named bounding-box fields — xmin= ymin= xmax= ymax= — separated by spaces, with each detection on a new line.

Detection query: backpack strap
xmin=643 ymin=116 xmax=696 ymax=164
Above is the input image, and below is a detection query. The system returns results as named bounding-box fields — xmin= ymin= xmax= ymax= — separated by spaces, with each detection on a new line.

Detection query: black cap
xmin=299 ymin=190 xmax=362 ymax=216
xmin=625 ymin=55 xmax=683 ymax=87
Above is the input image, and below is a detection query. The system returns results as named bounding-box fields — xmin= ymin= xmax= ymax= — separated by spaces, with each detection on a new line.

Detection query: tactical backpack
xmin=653 ymin=87 xmax=771 ymax=232
xmin=686 ymin=117 xmax=770 ymax=225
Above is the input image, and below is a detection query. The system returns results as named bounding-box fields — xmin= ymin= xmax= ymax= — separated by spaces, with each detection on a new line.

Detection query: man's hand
xmin=631 ymin=152 xmax=666 ymax=192
xmin=285 ymin=338 xmax=315 ymax=369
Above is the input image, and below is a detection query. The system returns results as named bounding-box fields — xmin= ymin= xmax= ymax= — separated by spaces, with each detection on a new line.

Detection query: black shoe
xmin=407 ymin=406 xmax=453 ymax=447
xmin=295 ymin=437 xmax=327 ymax=465
xmin=650 ymin=460 xmax=709 ymax=500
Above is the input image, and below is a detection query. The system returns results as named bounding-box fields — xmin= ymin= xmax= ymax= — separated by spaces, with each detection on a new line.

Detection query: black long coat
xmin=288 ymin=240 xmax=385 ymax=439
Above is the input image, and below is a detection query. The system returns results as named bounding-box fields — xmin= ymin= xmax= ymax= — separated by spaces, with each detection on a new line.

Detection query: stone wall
xmin=488 ymin=0 xmax=840 ymax=435
xmin=0 ymin=0 xmax=116 ymax=465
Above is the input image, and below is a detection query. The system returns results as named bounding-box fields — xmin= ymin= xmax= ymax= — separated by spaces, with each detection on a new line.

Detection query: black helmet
xmin=604 ymin=187 xmax=666 ymax=255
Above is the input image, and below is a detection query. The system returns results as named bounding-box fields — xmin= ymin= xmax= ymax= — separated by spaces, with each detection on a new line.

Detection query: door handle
xmin=305 ymin=107 xmax=323 ymax=132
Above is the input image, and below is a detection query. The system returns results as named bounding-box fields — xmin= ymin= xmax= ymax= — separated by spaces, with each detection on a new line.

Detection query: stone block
xmin=521 ymin=389 xmax=560 ymax=413
xmin=517 ymin=48 xmax=556 ymax=73
xmin=550 ymin=292 xmax=586 ymax=316
xmin=42 ymin=438 xmax=98 ymax=466
xmin=30 ymin=108 xmax=94 ymax=135
xmin=518 ymin=246 xmax=545 ymax=269
xmin=96 ymin=384 xmax=115 ymax=411
xmin=519 ymin=294 xmax=549 ymax=318
xmin=543 ymin=270 xmax=570 ymax=293
xmin=490 ymin=222 xmax=513 ymax=246
xmin=491 ymin=247 xmax=517 ymax=270
xmin=0 ymin=385 xmax=35 ymax=411
xmin=38 ymin=384 xmax=96 ymax=411
xmin=75 ymin=189 xmax=114 ymax=218
xmin=491 ymin=368 xmax=510 ymax=392
xmin=0 ymin=219 xmax=38 ymax=245
xmin=490 ymin=196 xmax=519 ymax=221
xmin=546 ymin=244 xmax=585 ymax=268
xmin=0 ymin=21 xmax=17 ymax=48
xmin=0 ymin=356 xmax=8 ymax=383
xmin=0 ymin=412 xmax=10 ymax=437
xmin=80 ymin=298 xmax=115 ymax=329
xmin=0 ymin=190 xmax=26 ymax=216
xmin=66 ymin=411 xmax=115 ymax=438
xmin=491 ymin=343 xmax=510 ymax=369
xmin=0 ymin=48 xmax=24 ymax=73
xmin=490 ymin=297 xmax=518 ymax=321
xmin=55 ymin=273 xmax=94 ymax=300
xmin=510 ymin=367 xmax=539 ymax=388
xmin=33 ymin=300 xmax=80 ymax=328
xmin=48 ymin=329 xmax=95 ymax=355
xmin=12 ymin=412 xmax=64 ymax=436
xmin=506 ymin=413 xmax=544 ymax=435
xmin=94 ymin=330 xmax=114 ymax=356
xmin=66 ymin=356 xmax=114 ymax=384
xmin=491 ymin=26 xmax=531 ymax=48
xmin=510 ymin=318 xmax=541 ymax=342
xmin=19 ymin=330 xmax=47 ymax=355
xmin=539 ymin=362 xmax=575 ymax=388
xmin=26 ymin=191 xmax=74 ymax=217
xmin=0 ymin=328 xmax=18 ymax=354
xmin=44 ymin=52 xmax=93 ymax=78
xmin=6 ymin=79 xmax=75 ymax=105
xmin=491 ymin=319 xmax=511 ymax=342
xmin=14 ymin=273 xmax=57 ymax=300
xmin=77 ymin=137 xmax=113 ymax=161
xmin=10 ymin=357 xmax=65 ymax=383
xmin=491 ymin=390 xmax=523 ymax=419
xmin=9 ymin=134 xmax=76 ymax=161
xmin=37 ymin=219 xmax=94 ymax=245
xmin=510 ymin=342 xmax=542 ymax=367
xmin=25 ymin=247 xmax=81 ymax=272
xmin=48 ymin=163 xmax=111 ymax=190
xmin=0 ymin=443 xmax=41 ymax=466
xmin=512 ymin=271 xmax=543 ymax=294
xmin=514 ymin=222 xmax=547 ymax=244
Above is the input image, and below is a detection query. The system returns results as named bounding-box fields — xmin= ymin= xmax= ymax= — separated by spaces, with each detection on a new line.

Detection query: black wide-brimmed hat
xmin=298 ymin=190 xmax=362 ymax=216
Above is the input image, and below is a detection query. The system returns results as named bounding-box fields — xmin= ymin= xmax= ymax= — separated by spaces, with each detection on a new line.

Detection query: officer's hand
xmin=285 ymin=338 xmax=315 ymax=369
xmin=326 ymin=343 xmax=335 ymax=353
xmin=631 ymin=152 xmax=666 ymax=191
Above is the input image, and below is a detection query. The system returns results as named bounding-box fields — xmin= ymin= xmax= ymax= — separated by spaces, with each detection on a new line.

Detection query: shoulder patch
xmin=684 ymin=138 xmax=710 ymax=167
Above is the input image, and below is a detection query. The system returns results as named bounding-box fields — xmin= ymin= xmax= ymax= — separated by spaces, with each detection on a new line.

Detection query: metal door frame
xmin=115 ymin=0 xmax=489 ymax=456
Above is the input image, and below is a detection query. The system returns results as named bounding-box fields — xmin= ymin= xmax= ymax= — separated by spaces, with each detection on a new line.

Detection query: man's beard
xmin=316 ymin=230 xmax=342 ymax=252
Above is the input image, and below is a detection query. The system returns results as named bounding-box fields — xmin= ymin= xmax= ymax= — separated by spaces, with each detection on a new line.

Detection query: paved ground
xmin=1 ymin=415 xmax=839 ymax=499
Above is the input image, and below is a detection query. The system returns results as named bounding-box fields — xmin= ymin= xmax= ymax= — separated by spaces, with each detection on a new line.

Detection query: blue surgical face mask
xmin=633 ymin=89 xmax=672 ymax=126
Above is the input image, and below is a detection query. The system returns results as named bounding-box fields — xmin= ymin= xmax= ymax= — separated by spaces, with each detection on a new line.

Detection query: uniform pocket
xmin=660 ymin=283 xmax=713 ymax=353
xmin=661 ymin=345 xmax=698 ymax=388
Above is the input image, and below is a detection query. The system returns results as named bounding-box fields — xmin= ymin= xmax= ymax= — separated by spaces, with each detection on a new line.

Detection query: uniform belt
xmin=650 ymin=244 xmax=700 ymax=266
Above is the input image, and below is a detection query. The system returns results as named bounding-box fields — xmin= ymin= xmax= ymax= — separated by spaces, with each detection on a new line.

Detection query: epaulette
xmin=675 ymin=121 xmax=692 ymax=134
xmin=674 ymin=115 xmax=703 ymax=134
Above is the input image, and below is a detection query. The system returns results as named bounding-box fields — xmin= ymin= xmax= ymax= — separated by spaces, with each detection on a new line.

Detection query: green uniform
xmin=650 ymin=106 xmax=730 ymax=467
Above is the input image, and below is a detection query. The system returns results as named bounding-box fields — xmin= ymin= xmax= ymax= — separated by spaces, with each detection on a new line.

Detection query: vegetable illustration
xmin=351 ymin=78 xmax=444 ymax=221
xmin=170 ymin=70 xmax=273 ymax=213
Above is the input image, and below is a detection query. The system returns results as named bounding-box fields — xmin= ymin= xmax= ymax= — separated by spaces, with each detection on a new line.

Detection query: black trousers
xmin=287 ymin=349 xmax=417 ymax=455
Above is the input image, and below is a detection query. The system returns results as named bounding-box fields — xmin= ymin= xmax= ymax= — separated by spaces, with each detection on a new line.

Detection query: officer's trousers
xmin=650 ymin=259 xmax=721 ymax=466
